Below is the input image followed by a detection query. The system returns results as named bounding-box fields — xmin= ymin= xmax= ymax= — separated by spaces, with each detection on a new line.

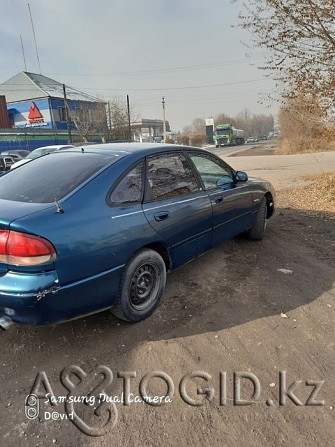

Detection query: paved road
xmin=207 ymin=140 xmax=274 ymax=157
xmin=221 ymin=150 xmax=335 ymax=190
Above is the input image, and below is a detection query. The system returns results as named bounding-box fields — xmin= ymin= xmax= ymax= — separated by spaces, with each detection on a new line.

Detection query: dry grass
xmin=277 ymin=172 xmax=335 ymax=213
xmin=276 ymin=97 xmax=335 ymax=155
xmin=276 ymin=137 xmax=335 ymax=155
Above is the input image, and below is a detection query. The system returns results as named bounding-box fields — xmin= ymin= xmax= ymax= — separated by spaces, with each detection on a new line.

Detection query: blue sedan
xmin=0 ymin=143 xmax=275 ymax=327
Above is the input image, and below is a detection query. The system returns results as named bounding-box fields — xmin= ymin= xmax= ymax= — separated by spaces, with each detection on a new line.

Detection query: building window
xmin=58 ymin=107 xmax=66 ymax=122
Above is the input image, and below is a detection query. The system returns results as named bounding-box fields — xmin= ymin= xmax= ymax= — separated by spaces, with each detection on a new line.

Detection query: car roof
xmin=32 ymin=145 xmax=74 ymax=151
xmin=61 ymin=142 xmax=207 ymax=159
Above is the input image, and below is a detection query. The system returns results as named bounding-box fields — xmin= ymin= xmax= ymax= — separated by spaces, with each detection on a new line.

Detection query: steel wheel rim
xmin=129 ymin=262 xmax=160 ymax=310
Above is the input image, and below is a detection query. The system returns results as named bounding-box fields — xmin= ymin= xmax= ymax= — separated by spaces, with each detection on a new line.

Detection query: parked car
xmin=0 ymin=143 xmax=275 ymax=327
xmin=10 ymin=144 xmax=74 ymax=169
xmin=1 ymin=150 xmax=30 ymax=160
xmin=0 ymin=155 xmax=15 ymax=175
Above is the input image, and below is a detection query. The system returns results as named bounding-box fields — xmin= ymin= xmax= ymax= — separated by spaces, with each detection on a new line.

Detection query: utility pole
xmin=162 ymin=96 xmax=166 ymax=143
xmin=107 ymin=101 xmax=112 ymax=135
xmin=63 ymin=84 xmax=72 ymax=144
xmin=127 ymin=94 xmax=131 ymax=142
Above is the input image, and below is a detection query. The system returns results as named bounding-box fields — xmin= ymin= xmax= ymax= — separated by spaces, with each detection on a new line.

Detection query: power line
xmin=137 ymin=91 xmax=263 ymax=107
xmin=44 ymin=54 xmax=268 ymax=78
xmin=77 ymin=78 xmax=267 ymax=92
xmin=0 ymin=77 xmax=269 ymax=93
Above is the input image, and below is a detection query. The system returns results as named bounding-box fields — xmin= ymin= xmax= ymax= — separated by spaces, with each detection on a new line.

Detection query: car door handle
xmin=154 ymin=211 xmax=170 ymax=222
xmin=214 ymin=196 xmax=223 ymax=204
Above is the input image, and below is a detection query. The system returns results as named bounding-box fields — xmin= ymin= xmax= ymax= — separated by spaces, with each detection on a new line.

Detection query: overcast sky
xmin=0 ymin=0 xmax=277 ymax=131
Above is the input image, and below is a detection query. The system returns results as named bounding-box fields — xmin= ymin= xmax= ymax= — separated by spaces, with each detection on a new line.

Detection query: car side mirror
xmin=235 ymin=171 xmax=248 ymax=182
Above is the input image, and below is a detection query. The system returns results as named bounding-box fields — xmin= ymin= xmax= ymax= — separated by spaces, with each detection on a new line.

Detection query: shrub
xmin=177 ymin=135 xmax=190 ymax=146
xmin=190 ymin=135 xmax=207 ymax=147
xmin=276 ymin=97 xmax=335 ymax=154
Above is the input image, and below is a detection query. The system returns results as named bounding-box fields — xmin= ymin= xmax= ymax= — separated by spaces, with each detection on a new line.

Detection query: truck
xmin=213 ymin=124 xmax=245 ymax=148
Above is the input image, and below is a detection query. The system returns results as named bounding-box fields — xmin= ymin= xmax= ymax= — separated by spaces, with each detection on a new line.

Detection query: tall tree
xmin=238 ymin=0 xmax=335 ymax=114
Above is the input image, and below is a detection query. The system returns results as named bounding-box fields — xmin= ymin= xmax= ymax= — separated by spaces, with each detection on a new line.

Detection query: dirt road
xmin=1 ymin=151 xmax=334 ymax=447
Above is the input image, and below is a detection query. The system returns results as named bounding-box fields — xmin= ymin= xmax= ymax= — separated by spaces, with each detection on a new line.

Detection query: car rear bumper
xmin=0 ymin=265 xmax=124 ymax=326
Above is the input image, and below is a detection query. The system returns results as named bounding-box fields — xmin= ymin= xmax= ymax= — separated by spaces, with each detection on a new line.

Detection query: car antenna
xmin=54 ymin=198 xmax=64 ymax=214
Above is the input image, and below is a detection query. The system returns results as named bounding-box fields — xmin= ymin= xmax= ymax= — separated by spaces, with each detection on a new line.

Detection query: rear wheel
xmin=248 ymin=197 xmax=267 ymax=240
xmin=111 ymin=249 xmax=166 ymax=322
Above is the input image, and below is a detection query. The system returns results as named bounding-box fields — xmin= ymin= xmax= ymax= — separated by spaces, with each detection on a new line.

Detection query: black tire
xmin=248 ymin=197 xmax=267 ymax=240
xmin=111 ymin=249 xmax=166 ymax=322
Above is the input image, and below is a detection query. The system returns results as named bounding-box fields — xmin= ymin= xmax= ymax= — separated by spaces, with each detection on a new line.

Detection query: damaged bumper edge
xmin=0 ymin=270 xmax=60 ymax=325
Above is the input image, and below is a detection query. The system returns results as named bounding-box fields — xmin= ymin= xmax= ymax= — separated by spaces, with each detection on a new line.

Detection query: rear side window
xmin=109 ymin=162 xmax=144 ymax=205
xmin=146 ymin=152 xmax=199 ymax=201
xmin=0 ymin=152 xmax=117 ymax=203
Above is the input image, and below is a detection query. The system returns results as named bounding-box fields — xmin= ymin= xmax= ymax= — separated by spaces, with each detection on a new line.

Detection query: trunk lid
xmin=0 ymin=199 xmax=52 ymax=226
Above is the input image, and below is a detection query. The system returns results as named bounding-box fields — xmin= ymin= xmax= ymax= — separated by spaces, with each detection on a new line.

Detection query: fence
xmin=0 ymin=129 xmax=103 ymax=152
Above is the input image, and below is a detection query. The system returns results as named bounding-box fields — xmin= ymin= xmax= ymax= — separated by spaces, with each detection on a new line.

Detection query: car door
xmin=187 ymin=152 xmax=253 ymax=246
xmin=142 ymin=151 xmax=213 ymax=269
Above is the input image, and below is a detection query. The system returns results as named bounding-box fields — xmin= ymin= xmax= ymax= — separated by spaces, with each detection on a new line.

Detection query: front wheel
xmin=111 ymin=249 xmax=166 ymax=322
xmin=248 ymin=197 xmax=267 ymax=240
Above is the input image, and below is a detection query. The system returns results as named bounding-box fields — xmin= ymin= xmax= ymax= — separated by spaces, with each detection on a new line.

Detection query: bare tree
xmin=238 ymin=0 xmax=335 ymax=114
xmin=215 ymin=112 xmax=273 ymax=138
xmin=72 ymin=101 xmax=107 ymax=142
xmin=182 ymin=112 xmax=274 ymax=141
xmin=182 ymin=118 xmax=206 ymax=137
xmin=107 ymin=97 xmax=137 ymax=141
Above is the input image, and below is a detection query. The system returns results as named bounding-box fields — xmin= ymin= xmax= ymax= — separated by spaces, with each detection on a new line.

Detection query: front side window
xmin=146 ymin=153 xmax=199 ymax=201
xmin=189 ymin=154 xmax=233 ymax=190
xmin=109 ymin=162 xmax=144 ymax=205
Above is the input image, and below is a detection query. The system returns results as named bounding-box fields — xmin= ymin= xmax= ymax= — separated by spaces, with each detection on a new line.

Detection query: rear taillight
xmin=0 ymin=230 xmax=57 ymax=266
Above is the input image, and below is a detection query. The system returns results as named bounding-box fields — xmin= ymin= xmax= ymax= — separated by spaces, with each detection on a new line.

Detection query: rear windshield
xmin=0 ymin=152 xmax=119 ymax=203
